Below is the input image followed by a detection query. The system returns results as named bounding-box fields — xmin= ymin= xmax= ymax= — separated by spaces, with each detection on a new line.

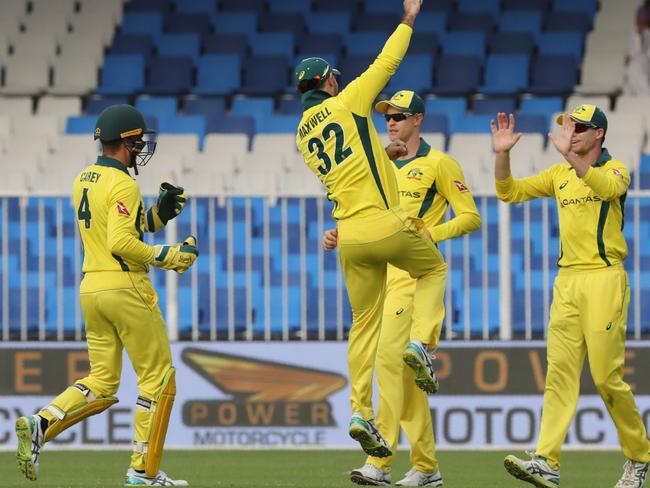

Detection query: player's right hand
xmin=152 ymin=235 xmax=199 ymax=274
xmin=403 ymin=0 xmax=423 ymax=17
xmin=322 ymin=228 xmax=338 ymax=251
xmin=490 ymin=112 xmax=522 ymax=154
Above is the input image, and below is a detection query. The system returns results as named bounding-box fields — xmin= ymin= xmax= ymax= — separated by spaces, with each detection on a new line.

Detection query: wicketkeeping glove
xmin=154 ymin=182 xmax=187 ymax=224
xmin=152 ymin=236 xmax=199 ymax=274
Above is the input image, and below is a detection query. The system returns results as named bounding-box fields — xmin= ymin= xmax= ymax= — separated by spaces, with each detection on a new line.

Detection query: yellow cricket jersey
xmin=296 ymin=24 xmax=414 ymax=221
xmin=72 ymin=156 xmax=156 ymax=274
xmin=392 ymin=138 xmax=481 ymax=243
xmin=496 ymin=148 xmax=629 ymax=269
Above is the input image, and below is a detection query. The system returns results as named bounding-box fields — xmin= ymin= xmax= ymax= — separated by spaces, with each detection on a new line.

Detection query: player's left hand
xmin=385 ymin=140 xmax=408 ymax=160
xmin=548 ymin=113 xmax=574 ymax=157
xmin=155 ymin=182 xmax=187 ymax=224
xmin=323 ymin=228 xmax=338 ymax=251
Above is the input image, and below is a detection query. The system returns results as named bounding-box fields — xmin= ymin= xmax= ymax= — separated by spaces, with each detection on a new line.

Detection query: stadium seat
xmin=313 ymin=0 xmax=360 ymax=12
xmin=278 ymin=97 xmax=302 ymax=115
xmin=37 ymin=96 xmax=82 ymax=129
xmin=305 ymin=12 xmax=352 ymax=34
xmin=156 ymin=34 xmax=201 ymax=63
xmin=545 ymin=12 xmax=591 ymax=33
xmin=473 ymin=98 xmax=516 ymax=115
xmin=268 ymin=0 xmax=312 ymax=14
xmin=457 ymin=0 xmax=501 ymax=16
xmin=109 ymin=33 xmax=155 ymax=58
xmin=0 ymin=96 xmax=32 ymax=117
xmin=296 ymin=34 xmax=343 ymax=57
xmin=259 ymin=12 xmax=306 ymax=37
xmin=447 ymin=12 xmax=495 ymax=34
xmin=231 ymin=97 xmax=274 ymax=122
xmin=515 ymin=114 xmax=548 ymax=134
xmin=1 ymin=58 xmax=50 ymax=95
xmin=193 ymin=54 xmax=241 ymax=96
xmin=339 ymin=55 xmax=374 ymax=85
xmin=173 ymin=0 xmax=218 ymax=13
xmin=409 ymin=33 xmax=440 ymax=55
xmin=145 ymin=56 xmax=194 ymax=95
xmin=85 ymin=96 xmax=130 ymax=115
xmin=528 ymin=55 xmax=578 ymax=96
xmin=220 ymin=0 xmax=266 ymax=11
xmin=433 ymin=55 xmax=482 ymax=96
xmin=425 ymin=97 xmax=467 ymax=130
xmin=498 ymin=11 xmax=543 ymax=39
xmin=420 ymin=115 xmax=449 ymax=135
xmin=386 ymin=54 xmax=433 ymax=95
xmin=128 ymin=0 xmax=172 ymax=12
xmin=553 ymin=0 xmax=597 ymax=14
xmin=206 ymin=116 xmax=255 ymax=143
xmin=241 ymin=55 xmax=290 ymax=96
xmin=256 ymin=115 xmax=300 ymax=134
xmin=97 ymin=54 xmax=145 ymax=95
xmin=441 ymin=32 xmax=486 ymax=59
xmin=415 ymin=12 xmax=447 ymax=33
xmin=202 ymin=33 xmax=248 ymax=57
xmin=537 ymin=32 xmax=583 ymax=61
xmin=346 ymin=33 xmax=387 ymax=56
xmin=480 ymin=54 xmax=530 ymax=95
xmin=453 ymin=114 xmax=494 ymax=133
xmin=135 ymin=97 xmax=178 ymax=122
xmin=158 ymin=116 xmax=206 ymax=142
xmin=353 ymin=13 xmax=400 ymax=32
xmin=66 ymin=115 xmax=98 ymax=135
xmin=249 ymin=33 xmax=295 ymax=59
xmin=212 ymin=12 xmax=258 ymax=34
xmin=121 ymin=12 xmax=163 ymax=37
xmin=488 ymin=32 xmax=535 ymax=56
xmin=502 ymin=0 xmax=549 ymax=10
xmin=519 ymin=97 xmax=563 ymax=119
xmin=167 ymin=13 xmax=212 ymax=35
xmin=183 ymin=97 xmax=227 ymax=119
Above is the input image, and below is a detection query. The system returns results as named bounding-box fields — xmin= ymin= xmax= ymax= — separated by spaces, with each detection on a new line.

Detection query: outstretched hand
xmin=490 ymin=113 xmax=523 ymax=154
xmin=548 ymin=113 xmax=574 ymax=157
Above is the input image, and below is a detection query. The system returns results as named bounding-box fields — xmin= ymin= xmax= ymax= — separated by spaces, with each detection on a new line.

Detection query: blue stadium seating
xmin=166 ymin=12 xmax=212 ymax=35
xmin=346 ymin=33 xmax=387 ymax=55
xmin=410 ymin=33 xmax=440 ymax=56
xmin=268 ymin=0 xmax=312 ymax=14
xmin=425 ymin=97 xmax=467 ymax=129
xmin=206 ymin=116 xmax=255 ymax=140
xmin=529 ymin=54 xmax=578 ymax=95
xmin=386 ymin=54 xmax=434 ymax=95
xmin=136 ymin=97 xmax=178 ymax=122
xmin=363 ymin=0 xmax=399 ymax=13
xmin=97 ymin=55 xmax=145 ymax=95
xmin=537 ymin=32 xmax=583 ymax=61
xmin=516 ymin=114 xmax=549 ymax=134
xmin=249 ymin=33 xmax=295 ymax=59
xmin=220 ymin=0 xmax=266 ymax=11
xmin=278 ymin=97 xmax=302 ymax=115
xmin=212 ymin=12 xmax=258 ymax=34
xmin=85 ymin=97 xmax=130 ymax=114
xmin=156 ymin=34 xmax=201 ymax=63
xmin=121 ymin=12 xmax=164 ymax=38
xmin=183 ymin=97 xmax=227 ymax=119
xmin=420 ymin=114 xmax=449 ymax=135
xmin=257 ymin=114 xmax=301 ymax=133
xmin=259 ymin=12 xmax=306 ymax=37
xmin=146 ymin=56 xmax=194 ymax=95
xmin=453 ymin=114 xmax=494 ymax=133
xmin=173 ymin=0 xmax=217 ymax=13
xmin=480 ymin=54 xmax=530 ymax=95
xmin=129 ymin=0 xmax=172 ymax=12
xmin=447 ymin=12 xmax=495 ymax=34
xmin=158 ymin=116 xmax=206 ymax=140
xmin=109 ymin=33 xmax=154 ymax=57
xmin=305 ymin=12 xmax=351 ymax=33
xmin=313 ymin=0 xmax=360 ymax=12
xmin=433 ymin=55 xmax=482 ymax=95
xmin=473 ymin=97 xmax=517 ymax=116
xmin=457 ymin=0 xmax=501 ymax=16
xmin=502 ymin=0 xmax=549 ymax=10
xmin=498 ymin=11 xmax=543 ymax=39
xmin=241 ymin=55 xmax=290 ymax=96
xmin=202 ymin=33 xmax=248 ymax=57
xmin=339 ymin=55 xmax=373 ymax=86
xmin=66 ymin=116 xmax=97 ymax=134
xmin=488 ymin=32 xmax=535 ymax=56
xmin=441 ymin=32 xmax=486 ymax=59
xmin=297 ymin=34 xmax=343 ymax=57
xmin=416 ymin=12 xmax=447 ymax=33
xmin=194 ymin=55 xmax=241 ymax=96
xmin=353 ymin=13 xmax=400 ymax=32
xmin=231 ymin=97 xmax=274 ymax=123
xmin=519 ymin=97 xmax=563 ymax=118
xmin=545 ymin=11 xmax=592 ymax=32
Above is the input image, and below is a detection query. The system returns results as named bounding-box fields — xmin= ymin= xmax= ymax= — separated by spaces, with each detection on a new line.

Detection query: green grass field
xmin=1 ymin=450 xmax=627 ymax=487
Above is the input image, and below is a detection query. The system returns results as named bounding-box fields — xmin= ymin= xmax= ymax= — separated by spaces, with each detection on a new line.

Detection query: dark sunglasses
xmin=574 ymin=122 xmax=597 ymax=133
xmin=384 ymin=112 xmax=414 ymax=122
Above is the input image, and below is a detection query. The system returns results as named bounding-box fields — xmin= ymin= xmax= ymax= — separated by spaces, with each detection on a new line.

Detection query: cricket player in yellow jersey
xmin=294 ymin=0 xmax=446 ymax=459
xmin=14 ymin=105 xmax=198 ymax=487
xmin=324 ymin=91 xmax=480 ymax=486
xmin=493 ymin=106 xmax=650 ymax=488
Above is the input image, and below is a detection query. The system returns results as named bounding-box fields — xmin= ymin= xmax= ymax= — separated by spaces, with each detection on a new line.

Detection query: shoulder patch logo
xmin=612 ymin=168 xmax=623 ymax=179
xmin=116 ymin=201 xmax=130 ymax=217
xmin=407 ymin=168 xmax=423 ymax=180
xmin=559 ymin=180 xmax=568 ymax=189
xmin=453 ymin=180 xmax=468 ymax=192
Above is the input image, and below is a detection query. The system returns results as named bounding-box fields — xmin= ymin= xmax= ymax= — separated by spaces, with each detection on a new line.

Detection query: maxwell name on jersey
xmin=297 ymin=107 xmax=332 ymax=140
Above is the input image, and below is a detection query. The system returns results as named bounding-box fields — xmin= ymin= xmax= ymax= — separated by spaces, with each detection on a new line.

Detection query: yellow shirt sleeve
xmin=495 ymin=166 xmax=556 ymax=203
xmin=582 ymin=160 xmax=629 ymax=201
xmin=107 ymin=178 xmax=156 ymax=265
xmin=428 ymin=156 xmax=481 ymax=243
xmin=337 ymin=23 xmax=412 ymax=115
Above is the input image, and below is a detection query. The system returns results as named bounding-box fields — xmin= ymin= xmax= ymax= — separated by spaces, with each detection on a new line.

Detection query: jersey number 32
xmin=307 ymin=122 xmax=353 ymax=176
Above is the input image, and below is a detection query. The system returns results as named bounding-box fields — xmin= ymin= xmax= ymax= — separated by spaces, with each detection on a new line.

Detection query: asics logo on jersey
xmin=559 ymin=181 xmax=568 ymax=189
xmin=606 ymin=322 xmax=613 ymax=330
xmin=396 ymin=308 xmax=404 ymax=316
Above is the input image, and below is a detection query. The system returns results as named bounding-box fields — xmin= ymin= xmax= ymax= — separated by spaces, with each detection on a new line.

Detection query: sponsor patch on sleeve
xmin=453 ymin=180 xmax=469 ymax=192
xmin=116 ymin=201 xmax=130 ymax=217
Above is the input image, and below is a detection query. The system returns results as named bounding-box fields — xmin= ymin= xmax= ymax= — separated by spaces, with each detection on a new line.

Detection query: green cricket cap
xmin=294 ymin=57 xmax=340 ymax=89
xmin=556 ymin=104 xmax=608 ymax=132
xmin=375 ymin=90 xmax=425 ymax=114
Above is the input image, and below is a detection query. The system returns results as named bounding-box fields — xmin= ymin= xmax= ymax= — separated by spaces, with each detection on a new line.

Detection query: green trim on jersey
xmin=392 ymin=138 xmax=431 ymax=169
xmin=146 ymin=207 xmax=155 ymax=232
xmin=112 ymin=253 xmax=130 ymax=271
xmin=136 ymin=203 xmax=144 ymax=241
xmin=593 ymin=148 xmax=612 ymax=168
xmin=353 ymin=113 xmax=389 ymax=209
xmin=95 ymin=156 xmax=130 ymax=175
xmin=597 ymin=201 xmax=611 ymax=266
xmin=620 ymin=193 xmax=627 ymax=230
xmin=418 ymin=181 xmax=437 ymax=219
xmin=301 ymin=90 xmax=331 ymax=111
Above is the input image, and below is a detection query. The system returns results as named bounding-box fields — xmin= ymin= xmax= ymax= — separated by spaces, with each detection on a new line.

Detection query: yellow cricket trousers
xmin=338 ymin=206 xmax=446 ymax=421
xmin=43 ymin=271 xmax=172 ymax=470
xmin=367 ymin=265 xmax=446 ymax=472
xmin=536 ymin=264 xmax=650 ymax=468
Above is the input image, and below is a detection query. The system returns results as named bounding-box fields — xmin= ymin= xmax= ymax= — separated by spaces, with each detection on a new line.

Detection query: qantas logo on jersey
xmin=399 ymin=190 xmax=421 ymax=199
xmin=559 ymin=195 xmax=602 ymax=207
xmin=407 ymin=168 xmax=423 ymax=180
xmin=454 ymin=180 xmax=468 ymax=192
xmin=116 ymin=201 xmax=130 ymax=216
xmin=298 ymin=107 xmax=332 ymax=139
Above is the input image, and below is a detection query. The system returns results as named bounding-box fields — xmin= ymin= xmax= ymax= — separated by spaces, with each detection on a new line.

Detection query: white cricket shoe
xmin=350 ymin=463 xmax=391 ymax=486
xmin=403 ymin=340 xmax=439 ymax=394
xmin=15 ymin=415 xmax=44 ymax=481
xmin=396 ymin=468 xmax=443 ymax=486
xmin=504 ymin=453 xmax=560 ymax=488
xmin=124 ymin=468 xmax=189 ymax=486
xmin=615 ymin=459 xmax=650 ymax=488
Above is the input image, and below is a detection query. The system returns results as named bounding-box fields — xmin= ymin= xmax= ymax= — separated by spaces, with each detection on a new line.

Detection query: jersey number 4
xmin=307 ymin=122 xmax=353 ymax=176
xmin=77 ymin=188 xmax=92 ymax=229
